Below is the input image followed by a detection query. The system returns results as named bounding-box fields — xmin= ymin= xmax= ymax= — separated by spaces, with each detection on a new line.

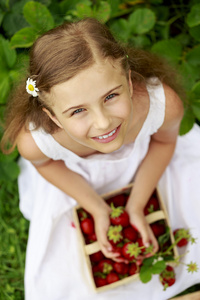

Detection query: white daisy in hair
xmin=26 ymin=78 xmax=39 ymax=97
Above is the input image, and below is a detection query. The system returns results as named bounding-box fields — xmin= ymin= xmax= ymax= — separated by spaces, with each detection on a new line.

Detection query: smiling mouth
xmin=92 ymin=125 xmax=121 ymax=142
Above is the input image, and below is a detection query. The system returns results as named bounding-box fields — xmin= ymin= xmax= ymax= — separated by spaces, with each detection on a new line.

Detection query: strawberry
xmin=144 ymin=196 xmax=160 ymax=215
xmin=159 ymin=265 xmax=176 ymax=290
xmin=128 ymin=262 xmax=138 ymax=275
xmin=107 ymin=194 xmax=127 ymax=207
xmin=107 ymin=225 xmax=123 ymax=246
xmin=106 ymin=272 xmax=119 ymax=284
xmin=121 ymin=242 xmax=142 ymax=261
xmin=150 ymin=222 xmax=166 ymax=238
xmin=123 ymin=226 xmax=138 ymax=242
xmin=90 ymin=251 xmax=104 ymax=263
xmin=113 ymin=262 xmax=129 ymax=275
xmin=85 ymin=232 xmax=97 ymax=244
xmin=136 ymin=237 xmax=146 ymax=254
xmin=173 ymin=228 xmax=190 ymax=247
xmin=110 ymin=203 xmax=130 ymax=227
xmin=94 ymin=276 xmax=107 ymax=287
xmin=80 ymin=218 xmax=94 ymax=235
xmin=98 ymin=259 xmax=113 ymax=274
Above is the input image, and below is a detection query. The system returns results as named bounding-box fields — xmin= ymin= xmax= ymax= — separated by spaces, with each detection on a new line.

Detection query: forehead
xmin=50 ymin=59 xmax=126 ymax=102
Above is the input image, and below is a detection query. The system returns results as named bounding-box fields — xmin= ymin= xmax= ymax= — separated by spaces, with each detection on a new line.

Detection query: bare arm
xmin=17 ymin=128 xmax=118 ymax=259
xmin=126 ymin=84 xmax=184 ymax=250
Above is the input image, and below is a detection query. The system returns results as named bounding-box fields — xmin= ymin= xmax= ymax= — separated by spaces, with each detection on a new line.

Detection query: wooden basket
xmin=73 ymin=183 xmax=179 ymax=293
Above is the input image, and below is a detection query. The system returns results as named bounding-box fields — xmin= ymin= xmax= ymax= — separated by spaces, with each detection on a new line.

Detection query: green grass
xmin=0 ymin=179 xmax=200 ymax=300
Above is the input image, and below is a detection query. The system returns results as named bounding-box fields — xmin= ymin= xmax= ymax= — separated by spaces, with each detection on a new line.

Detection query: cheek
xmin=64 ymin=119 xmax=90 ymax=139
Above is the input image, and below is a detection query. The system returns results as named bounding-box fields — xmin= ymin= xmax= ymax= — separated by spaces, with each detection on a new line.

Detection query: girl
xmin=1 ymin=18 xmax=200 ymax=300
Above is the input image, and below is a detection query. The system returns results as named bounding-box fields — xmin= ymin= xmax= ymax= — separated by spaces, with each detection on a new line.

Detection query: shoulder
xmin=152 ymin=83 xmax=184 ymax=142
xmin=17 ymin=126 xmax=50 ymax=165
xmin=162 ymin=83 xmax=184 ymax=126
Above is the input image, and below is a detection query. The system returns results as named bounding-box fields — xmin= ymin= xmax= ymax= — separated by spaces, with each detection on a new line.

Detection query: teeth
xmin=97 ymin=128 xmax=116 ymax=139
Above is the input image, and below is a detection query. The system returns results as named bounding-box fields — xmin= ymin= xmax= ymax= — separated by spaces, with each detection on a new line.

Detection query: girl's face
xmin=47 ymin=59 xmax=133 ymax=153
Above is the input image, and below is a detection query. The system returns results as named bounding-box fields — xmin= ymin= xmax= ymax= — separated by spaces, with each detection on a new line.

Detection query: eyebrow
xmin=62 ymin=84 xmax=122 ymax=114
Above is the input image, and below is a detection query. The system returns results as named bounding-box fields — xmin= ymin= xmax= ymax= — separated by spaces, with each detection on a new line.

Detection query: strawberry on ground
xmin=173 ymin=228 xmax=190 ymax=247
xmin=110 ymin=203 xmax=130 ymax=227
xmin=159 ymin=265 xmax=176 ymax=290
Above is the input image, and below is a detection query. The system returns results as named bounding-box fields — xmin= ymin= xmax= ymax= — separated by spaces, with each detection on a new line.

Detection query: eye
xmin=72 ymin=108 xmax=85 ymax=115
xmin=105 ymin=93 xmax=117 ymax=101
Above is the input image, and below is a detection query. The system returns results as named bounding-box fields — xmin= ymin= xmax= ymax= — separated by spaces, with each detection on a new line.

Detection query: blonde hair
xmin=1 ymin=18 xmax=184 ymax=153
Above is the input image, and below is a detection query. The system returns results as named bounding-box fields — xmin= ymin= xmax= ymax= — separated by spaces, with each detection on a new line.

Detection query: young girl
xmin=2 ymin=18 xmax=200 ymax=300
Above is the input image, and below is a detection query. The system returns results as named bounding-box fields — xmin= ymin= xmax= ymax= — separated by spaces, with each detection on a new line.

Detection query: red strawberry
xmin=107 ymin=225 xmax=123 ymax=246
xmin=173 ymin=228 xmax=190 ymax=247
xmin=150 ymin=222 xmax=166 ymax=237
xmin=144 ymin=196 xmax=160 ymax=215
xmin=113 ymin=262 xmax=129 ymax=275
xmin=106 ymin=272 xmax=119 ymax=284
xmin=128 ymin=262 xmax=138 ymax=275
xmin=98 ymin=259 xmax=113 ymax=274
xmin=110 ymin=203 xmax=130 ymax=227
xmin=123 ymin=226 xmax=138 ymax=242
xmin=121 ymin=242 xmax=141 ymax=261
xmin=90 ymin=251 xmax=104 ymax=263
xmin=80 ymin=218 xmax=94 ymax=235
xmin=77 ymin=208 xmax=89 ymax=220
xmin=107 ymin=194 xmax=127 ymax=207
xmin=85 ymin=232 xmax=97 ymax=244
xmin=94 ymin=276 xmax=107 ymax=287
xmin=159 ymin=265 xmax=176 ymax=290
xmin=136 ymin=237 xmax=146 ymax=254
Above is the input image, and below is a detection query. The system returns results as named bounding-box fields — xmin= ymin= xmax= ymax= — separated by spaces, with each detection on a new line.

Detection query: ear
xmin=128 ymin=70 xmax=133 ymax=98
xmin=42 ymin=108 xmax=63 ymax=129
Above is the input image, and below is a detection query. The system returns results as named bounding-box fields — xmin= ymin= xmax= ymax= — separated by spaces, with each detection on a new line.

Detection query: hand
xmin=93 ymin=205 xmax=126 ymax=262
xmin=126 ymin=207 xmax=159 ymax=257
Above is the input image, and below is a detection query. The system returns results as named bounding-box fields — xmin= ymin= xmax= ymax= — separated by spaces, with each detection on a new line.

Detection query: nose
xmin=92 ymin=107 xmax=111 ymax=131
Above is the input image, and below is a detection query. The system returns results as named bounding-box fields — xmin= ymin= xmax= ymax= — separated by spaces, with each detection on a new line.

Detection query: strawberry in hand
xmin=110 ymin=203 xmax=130 ymax=227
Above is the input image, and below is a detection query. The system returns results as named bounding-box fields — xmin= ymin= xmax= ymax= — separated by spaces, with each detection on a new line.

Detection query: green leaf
xmin=10 ymin=27 xmax=38 ymax=48
xmin=23 ymin=1 xmax=54 ymax=32
xmin=142 ymin=256 xmax=154 ymax=266
xmin=0 ymin=161 xmax=20 ymax=181
xmin=0 ymin=7 xmax=5 ymax=26
xmin=191 ymin=100 xmax=200 ymax=120
xmin=151 ymin=260 xmax=166 ymax=274
xmin=129 ymin=8 xmax=156 ymax=34
xmin=179 ymin=108 xmax=195 ymax=135
xmin=110 ymin=18 xmax=130 ymax=43
xmin=94 ymin=1 xmax=111 ymax=24
xmin=189 ymin=25 xmax=200 ymax=42
xmin=0 ymin=73 xmax=10 ymax=104
xmin=75 ymin=2 xmax=92 ymax=19
xmin=192 ymin=81 xmax=200 ymax=97
xmin=186 ymin=4 xmax=200 ymax=28
xmin=0 ymin=37 xmax=17 ymax=68
xmin=151 ymin=39 xmax=182 ymax=65
xmin=185 ymin=45 xmax=200 ymax=66
xmin=139 ymin=265 xmax=152 ymax=283
xmin=178 ymin=61 xmax=200 ymax=91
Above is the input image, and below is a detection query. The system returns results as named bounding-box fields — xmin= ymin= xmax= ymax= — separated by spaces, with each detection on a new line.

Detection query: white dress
xmin=18 ymin=80 xmax=200 ymax=300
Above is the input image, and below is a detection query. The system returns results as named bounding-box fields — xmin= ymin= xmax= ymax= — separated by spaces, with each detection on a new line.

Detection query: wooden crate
xmin=73 ymin=183 xmax=179 ymax=292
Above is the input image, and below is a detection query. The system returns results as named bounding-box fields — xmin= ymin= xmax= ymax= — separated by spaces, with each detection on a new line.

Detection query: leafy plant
xmin=0 ymin=0 xmax=200 ymax=298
